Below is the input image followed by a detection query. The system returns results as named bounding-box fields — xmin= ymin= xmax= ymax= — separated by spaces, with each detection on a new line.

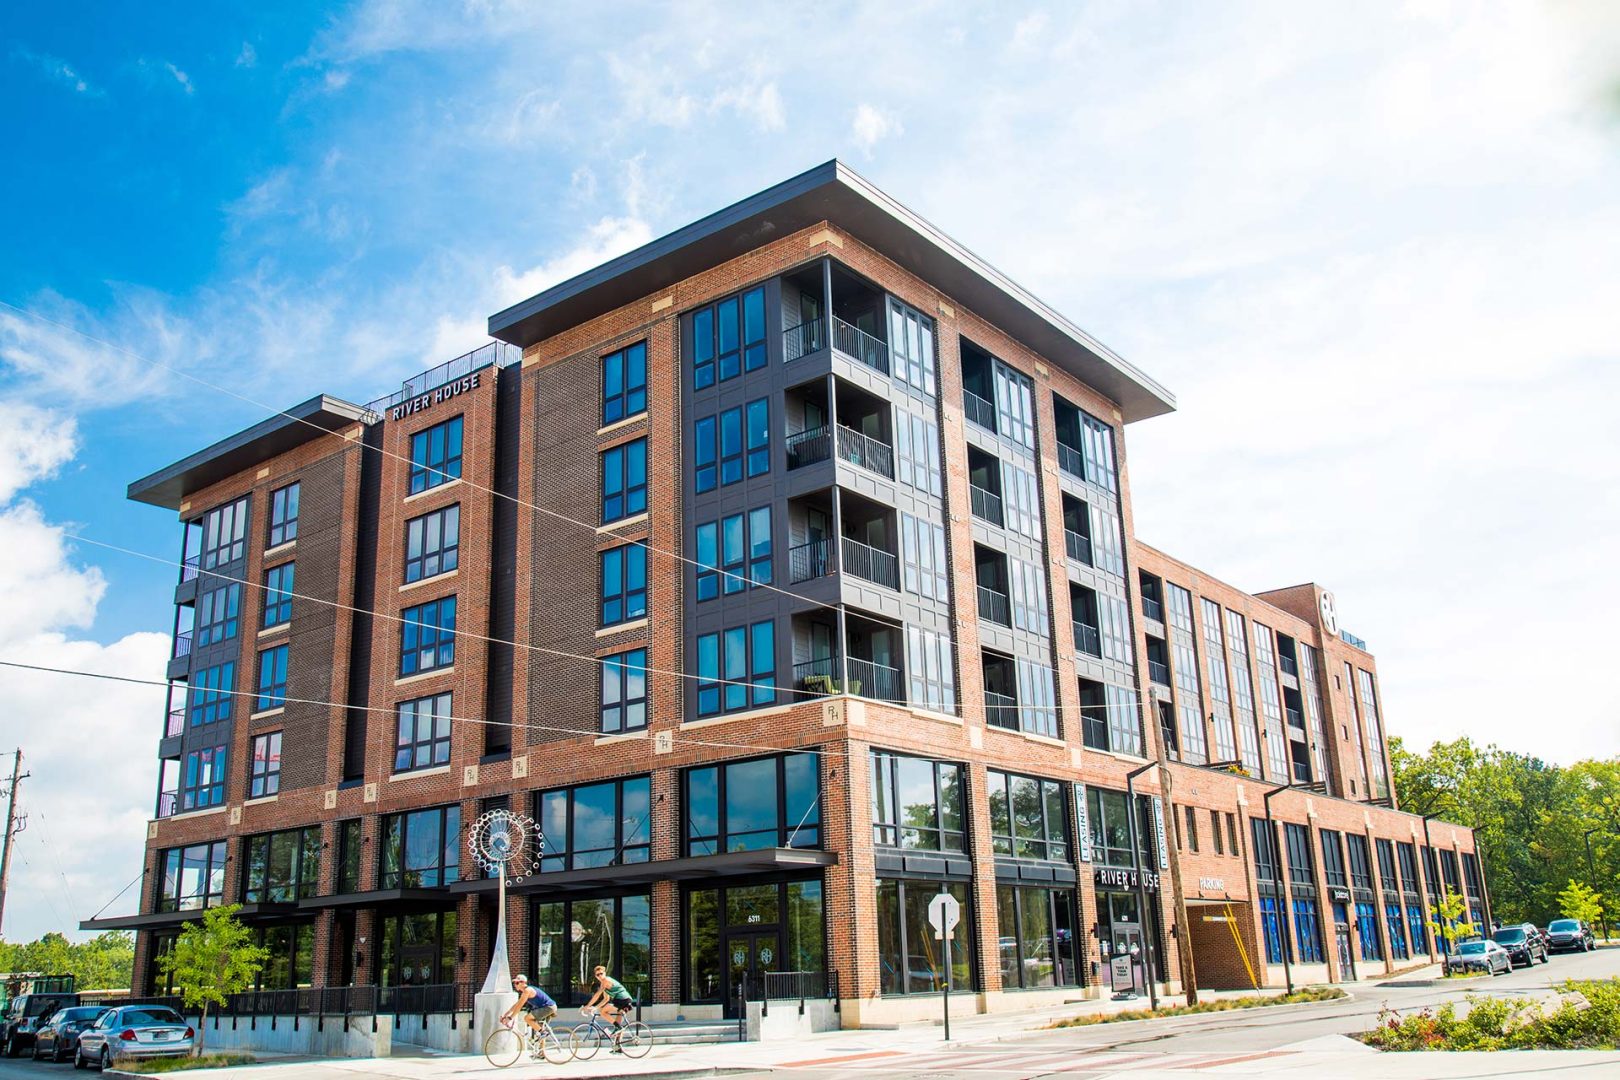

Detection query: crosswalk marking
xmin=773 ymin=1046 xmax=1300 ymax=1073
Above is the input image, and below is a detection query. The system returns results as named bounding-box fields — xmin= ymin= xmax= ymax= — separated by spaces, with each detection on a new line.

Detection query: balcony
xmin=1057 ymin=441 xmax=1085 ymax=480
xmin=180 ymin=554 xmax=200 ymax=583
xmin=172 ymin=631 xmax=194 ymax=660
xmin=789 ymin=539 xmax=832 ymax=583
xmin=785 ymin=426 xmax=894 ymax=480
xmin=841 ymin=536 xmax=898 ymax=591
xmin=1073 ymin=621 xmax=1102 ymax=657
xmin=832 ymin=317 xmax=889 ymax=376
xmin=792 ymin=656 xmax=902 ymax=704
xmin=156 ymin=791 xmax=178 ymax=819
xmin=1064 ymin=529 xmax=1092 ymax=566
xmin=166 ymin=707 xmax=185 ymax=739
xmin=984 ymin=690 xmax=1019 ymax=730
xmin=783 ymin=318 xmax=826 ymax=362
xmin=970 ymin=485 xmax=1003 ymax=527
xmin=1279 ymin=654 xmax=1300 ymax=677
xmin=977 ymin=586 xmax=1011 ymax=627
xmin=1142 ymin=596 xmax=1164 ymax=623
xmin=1286 ymin=707 xmax=1305 ymax=729
xmin=963 ymin=389 xmax=996 ymax=433
xmin=1147 ymin=658 xmax=1171 ymax=685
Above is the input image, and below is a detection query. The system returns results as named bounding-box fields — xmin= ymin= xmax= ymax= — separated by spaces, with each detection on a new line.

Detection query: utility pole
xmin=0 ymin=749 xmax=29 ymax=938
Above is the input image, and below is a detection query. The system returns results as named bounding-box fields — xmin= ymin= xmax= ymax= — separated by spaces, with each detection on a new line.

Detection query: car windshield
xmin=1549 ymin=920 xmax=1580 ymax=932
xmin=62 ymin=1008 xmax=104 ymax=1021
xmin=1492 ymin=928 xmax=1525 ymax=943
xmin=123 ymin=1008 xmax=184 ymax=1026
xmin=1458 ymin=942 xmax=1487 ymax=954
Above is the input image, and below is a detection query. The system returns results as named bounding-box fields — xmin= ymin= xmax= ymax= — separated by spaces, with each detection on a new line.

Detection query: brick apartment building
xmin=90 ymin=161 xmax=1487 ymax=1024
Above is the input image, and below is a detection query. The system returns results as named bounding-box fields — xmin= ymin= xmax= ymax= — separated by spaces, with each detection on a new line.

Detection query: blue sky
xmin=2 ymin=1 xmax=1618 ymax=940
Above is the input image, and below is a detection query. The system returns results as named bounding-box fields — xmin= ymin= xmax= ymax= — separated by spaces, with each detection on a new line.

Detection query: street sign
xmin=928 ymin=892 xmax=961 ymax=938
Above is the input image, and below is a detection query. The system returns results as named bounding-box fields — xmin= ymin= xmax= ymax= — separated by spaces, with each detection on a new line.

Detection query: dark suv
xmin=1491 ymin=923 xmax=1549 ymax=967
xmin=1546 ymin=918 xmax=1596 ymax=953
xmin=3 ymin=992 xmax=81 ymax=1057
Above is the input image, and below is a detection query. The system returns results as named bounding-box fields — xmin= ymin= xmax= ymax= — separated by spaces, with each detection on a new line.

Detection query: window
xmin=1166 ymin=584 xmax=1208 ymax=764
xmin=538 ymin=894 xmax=652 ymax=1006
xmin=693 ymin=416 xmax=717 ymax=492
xmin=1252 ymin=818 xmax=1281 ymax=883
xmin=200 ymin=496 xmax=249 ymax=569
xmin=1200 ymin=598 xmax=1237 ymax=761
xmin=993 ymin=361 xmax=1035 ymax=450
xmin=1259 ymin=897 xmax=1287 ymax=964
xmin=904 ymin=626 xmax=956 ymax=714
xmin=1284 ymin=822 xmax=1315 ymax=886
xmin=1386 ymin=900 xmax=1410 ymax=960
xmin=899 ymin=515 xmax=949 ymax=601
xmin=181 ymin=746 xmax=228 ymax=810
xmin=1211 ymin=810 xmax=1224 ymax=855
xmin=1089 ymin=503 xmax=1125 ymax=576
xmin=242 ymin=826 xmax=320 ymax=902
xmin=337 ymin=819 xmax=363 ymax=893
xmin=600 ymin=543 xmax=648 ymax=626
xmin=1356 ymin=902 xmax=1383 ymax=961
xmin=600 ymin=649 xmax=648 ymax=734
xmin=601 ymin=341 xmax=647 ymax=425
xmin=1009 ymin=557 xmax=1049 ymax=635
xmin=746 ymin=398 xmax=770 ymax=476
xmin=195 ymin=583 xmax=241 ymax=646
xmin=695 ymin=619 xmax=774 ymax=716
xmin=893 ymin=413 xmax=942 ymax=495
xmin=691 ymin=286 xmax=766 ymax=390
xmin=696 ymin=508 xmax=771 ymax=600
xmin=997 ymin=886 xmax=1080 ymax=989
xmin=1253 ymin=621 xmax=1289 ymax=781
xmin=1347 ymin=834 xmax=1374 ymax=890
xmin=1226 ymin=609 xmax=1263 ymax=775
xmin=536 ymin=776 xmax=651 ymax=871
xmin=263 ymin=564 xmax=294 ymax=628
xmin=1001 ymin=460 xmax=1042 ymax=539
xmin=1183 ymin=806 xmax=1199 ymax=853
xmin=1080 ymin=680 xmax=1142 ymax=757
xmin=408 ymin=416 xmax=463 ymax=494
xmin=255 ymin=645 xmax=288 ymax=712
xmin=1098 ymin=593 xmax=1133 ymax=665
xmin=877 ymin=879 xmax=973 ymax=994
xmin=379 ymin=805 xmax=461 ymax=888
xmin=988 ymin=770 xmax=1069 ymax=861
xmin=400 ymin=596 xmax=456 ymax=676
xmin=1086 ymin=787 xmax=1155 ymax=867
xmin=600 ymin=438 xmax=648 ymax=524
xmin=889 ymin=300 xmax=936 ymax=395
xmin=268 ymin=483 xmax=300 ymax=547
xmin=1080 ymin=411 xmax=1118 ymax=493
xmin=404 ymin=505 xmax=460 ymax=583
xmin=870 ymin=751 xmax=965 ymax=851
xmin=156 ymin=841 xmax=228 ymax=911
xmin=1016 ymin=659 xmax=1058 ymax=738
xmin=1292 ymin=898 xmax=1325 ymax=963
xmin=249 ymin=732 xmax=281 ymax=798
xmin=188 ymin=663 xmax=234 ymax=726
xmin=685 ymin=752 xmax=819 ymax=854
xmin=1358 ymin=669 xmax=1390 ymax=799
xmin=394 ymin=692 xmax=452 ymax=772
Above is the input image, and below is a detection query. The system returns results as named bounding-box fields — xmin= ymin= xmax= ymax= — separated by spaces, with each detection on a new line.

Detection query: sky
xmin=1 ymin=1 xmax=1617 ymax=943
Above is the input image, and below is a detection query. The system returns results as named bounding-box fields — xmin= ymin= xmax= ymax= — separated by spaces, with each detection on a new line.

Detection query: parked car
xmin=3 ymin=992 xmax=80 ymax=1057
xmin=33 ymin=1007 xmax=109 ymax=1063
xmin=1447 ymin=939 xmax=1512 ymax=976
xmin=75 ymin=1005 xmax=194 ymax=1070
xmin=1492 ymin=923 xmax=1549 ymax=967
xmin=1546 ymin=918 xmax=1597 ymax=953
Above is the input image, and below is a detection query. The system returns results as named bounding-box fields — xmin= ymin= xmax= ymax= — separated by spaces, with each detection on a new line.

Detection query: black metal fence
xmin=86 ymin=984 xmax=477 ymax=1034
xmin=736 ymin=969 xmax=840 ymax=1025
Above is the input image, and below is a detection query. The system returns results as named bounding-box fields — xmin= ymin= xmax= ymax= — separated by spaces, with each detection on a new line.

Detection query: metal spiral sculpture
xmin=470 ymin=809 xmax=542 ymax=995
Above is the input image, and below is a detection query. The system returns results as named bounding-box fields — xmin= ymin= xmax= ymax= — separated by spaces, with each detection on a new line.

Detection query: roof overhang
xmin=488 ymin=160 xmax=1175 ymax=423
xmin=127 ymin=395 xmax=372 ymax=511
xmin=450 ymin=847 xmax=836 ymax=897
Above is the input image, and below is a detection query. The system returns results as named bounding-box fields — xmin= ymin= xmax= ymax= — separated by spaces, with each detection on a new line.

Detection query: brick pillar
xmin=456 ymin=894 xmax=479 ymax=986
xmin=828 ymin=732 xmax=874 ymax=1003
xmin=965 ymin=761 xmax=1003 ymax=996
xmin=310 ymin=910 xmax=335 ymax=988
xmin=354 ymin=909 xmax=379 ymax=985
xmin=131 ymin=929 xmax=157 ymax=996
xmin=650 ymin=765 xmax=681 ymax=1005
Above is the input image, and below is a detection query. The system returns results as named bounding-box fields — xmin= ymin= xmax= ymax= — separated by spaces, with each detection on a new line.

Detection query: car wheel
xmin=74 ymin=1046 xmax=87 ymax=1069
xmin=101 ymin=1047 xmax=112 ymax=1071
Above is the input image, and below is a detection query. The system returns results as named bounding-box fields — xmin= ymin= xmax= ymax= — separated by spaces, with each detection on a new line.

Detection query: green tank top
xmin=601 ymin=977 xmax=630 ymax=998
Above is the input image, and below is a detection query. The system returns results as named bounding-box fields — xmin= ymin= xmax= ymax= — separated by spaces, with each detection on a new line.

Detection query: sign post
xmin=927 ymin=891 xmax=961 ymax=1042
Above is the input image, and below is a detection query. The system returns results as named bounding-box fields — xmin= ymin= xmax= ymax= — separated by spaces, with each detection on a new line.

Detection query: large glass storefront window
xmin=156 ymin=841 xmax=228 ymax=912
xmin=685 ymin=752 xmax=820 ymax=855
xmin=252 ymin=923 xmax=315 ymax=989
xmin=870 ymin=751 xmax=965 ymax=851
xmin=536 ymin=776 xmax=651 ymax=871
xmin=242 ymin=827 xmax=321 ymax=902
xmin=379 ymin=910 xmax=458 ymax=986
xmin=988 ymin=771 xmax=1069 ymax=861
xmin=533 ymin=893 xmax=651 ymax=1006
xmin=996 ymin=886 xmax=1080 ymax=989
xmin=683 ymin=878 xmax=826 ymax=1005
xmin=380 ymin=805 xmax=461 ymax=888
xmin=876 ymin=879 xmax=975 ymax=995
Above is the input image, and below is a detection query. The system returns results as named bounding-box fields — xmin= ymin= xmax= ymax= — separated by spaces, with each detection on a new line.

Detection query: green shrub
xmin=121 ymin=1052 xmax=256 ymax=1074
xmin=1051 ymin=987 xmax=1342 ymax=1027
xmin=1362 ymin=977 xmax=1620 ymax=1051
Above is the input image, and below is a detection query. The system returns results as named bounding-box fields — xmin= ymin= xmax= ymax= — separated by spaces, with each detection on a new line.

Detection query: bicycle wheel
xmin=570 ymin=1023 xmax=604 ymax=1060
xmin=617 ymin=1022 xmax=654 ymax=1059
xmin=483 ymin=1026 xmax=524 ymax=1068
xmin=540 ymin=1028 xmax=573 ymax=1065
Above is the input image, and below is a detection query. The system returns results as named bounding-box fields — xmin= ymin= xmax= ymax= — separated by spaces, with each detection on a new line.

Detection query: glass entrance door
xmin=726 ymin=931 xmax=780 ymax=1014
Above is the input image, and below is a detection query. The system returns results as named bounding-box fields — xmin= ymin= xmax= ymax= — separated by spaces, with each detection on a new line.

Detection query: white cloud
xmin=14 ymin=49 xmax=98 ymax=96
xmin=165 ymin=61 xmax=194 ymax=94
xmin=235 ymin=42 xmax=258 ymax=68
xmin=851 ymin=104 xmax=901 ymax=153
xmin=0 ymin=405 xmax=77 ymax=503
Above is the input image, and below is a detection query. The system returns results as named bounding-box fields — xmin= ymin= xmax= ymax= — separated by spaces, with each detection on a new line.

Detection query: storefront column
xmin=829 ymin=732 xmax=876 ymax=1002
xmin=966 ymin=761 xmax=1003 ymax=996
xmin=651 ymin=765 xmax=681 ymax=1006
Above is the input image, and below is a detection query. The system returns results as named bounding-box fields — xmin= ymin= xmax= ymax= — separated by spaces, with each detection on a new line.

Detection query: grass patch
xmin=1051 ymin=986 xmax=1344 ymax=1027
xmin=1359 ymin=977 xmax=1620 ymax=1051
xmin=120 ymin=1053 xmax=257 ymax=1074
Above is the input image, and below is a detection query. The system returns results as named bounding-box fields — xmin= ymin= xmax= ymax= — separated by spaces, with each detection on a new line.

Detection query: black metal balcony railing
xmin=835 ymin=425 xmax=894 ymax=479
xmin=1286 ymin=707 xmax=1305 ymax=729
xmin=969 ymin=484 xmax=1003 ymax=527
xmin=793 ymin=656 xmax=901 ymax=703
xmin=832 ymin=316 xmax=889 ymax=375
xmin=977 ymin=585 xmax=1011 ymax=627
xmin=1142 ymin=595 xmax=1165 ymax=622
xmin=789 ymin=539 xmax=832 ymax=583
xmin=963 ymin=390 xmax=996 ymax=432
xmin=1073 ymin=621 xmax=1102 ymax=657
xmin=166 ymin=707 xmax=185 ymax=738
xmin=172 ymin=631 xmax=194 ymax=659
xmin=783 ymin=318 xmax=826 ymax=362
xmin=847 ymin=656 xmax=903 ymax=704
xmin=1065 ymin=529 xmax=1093 ymax=566
xmin=1279 ymin=654 xmax=1300 ymax=677
xmin=841 ymin=536 xmax=899 ymax=590
xmin=179 ymin=554 xmax=199 ymax=583
xmin=1057 ymin=441 xmax=1085 ymax=480
xmin=984 ymin=690 xmax=1019 ymax=730
xmin=156 ymin=791 xmax=178 ymax=819
xmin=1148 ymin=658 xmax=1171 ymax=685
xmin=786 ymin=426 xmax=832 ymax=470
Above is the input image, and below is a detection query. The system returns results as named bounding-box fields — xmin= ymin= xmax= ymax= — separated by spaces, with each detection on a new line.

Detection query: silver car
xmin=1447 ymin=939 xmax=1511 ymax=976
xmin=75 ymin=1005 xmax=194 ymax=1070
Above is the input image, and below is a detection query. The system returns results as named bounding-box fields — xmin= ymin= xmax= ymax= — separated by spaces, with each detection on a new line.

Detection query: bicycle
xmin=570 ymin=1004 xmax=653 ymax=1060
xmin=484 ymin=1015 xmax=573 ymax=1067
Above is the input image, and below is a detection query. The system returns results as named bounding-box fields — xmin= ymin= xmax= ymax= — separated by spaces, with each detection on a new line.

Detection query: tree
xmin=1556 ymin=880 xmax=1604 ymax=928
xmin=155 ymin=905 xmax=267 ymax=1056
xmin=0 ymin=931 xmax=134 ymax=991
xmin=1428 ymin=888 xmax=1477 ymax=956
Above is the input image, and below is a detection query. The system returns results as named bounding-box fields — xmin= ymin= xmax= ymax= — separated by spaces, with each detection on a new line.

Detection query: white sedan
xmin=76 ymin=1005 xmax=195 ymax=1070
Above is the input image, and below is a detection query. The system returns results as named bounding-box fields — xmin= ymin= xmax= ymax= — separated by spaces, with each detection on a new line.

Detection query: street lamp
xmin=1584 ymin=828 xmax=1611 ymax=943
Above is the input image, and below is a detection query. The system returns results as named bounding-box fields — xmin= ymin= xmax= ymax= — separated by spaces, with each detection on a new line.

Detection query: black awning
xmin=449 ymin=847 xmax=836 ymax=897
xmin=78 ymin=902 xmax=306 ymax=933
xmin=297 ymin=888 xmax=457 ymax=911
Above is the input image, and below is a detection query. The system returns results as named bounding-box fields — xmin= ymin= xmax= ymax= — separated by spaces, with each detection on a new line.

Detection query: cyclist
xmin=584 ymin=966 xmax=634 ymax=1051
xmin=500 ymin=974 xmax=557 ymax=1038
